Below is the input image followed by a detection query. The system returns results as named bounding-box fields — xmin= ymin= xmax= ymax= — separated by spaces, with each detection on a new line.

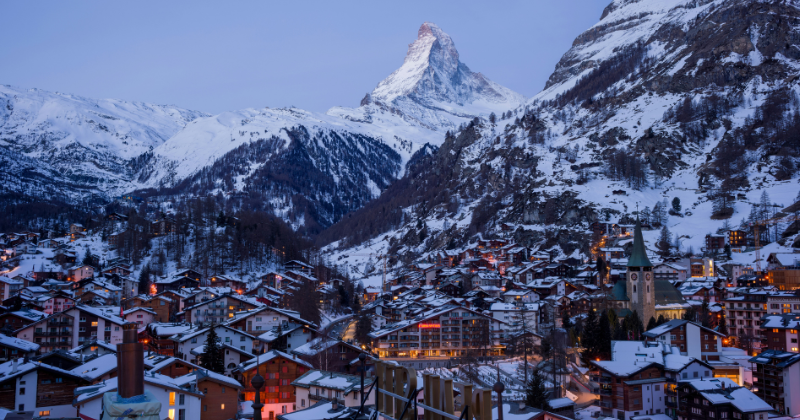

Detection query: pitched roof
xmin=628 ymin=219 xmax=652 ymax=268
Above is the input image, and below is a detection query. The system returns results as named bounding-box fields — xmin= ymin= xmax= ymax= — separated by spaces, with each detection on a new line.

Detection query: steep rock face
xmin=372 ymin=22 xmax=520 ymax=107
xmin=334 ymin=22 xmax=524 ymax=133
xmin=322 ymin=0 xmax=800 ymax=276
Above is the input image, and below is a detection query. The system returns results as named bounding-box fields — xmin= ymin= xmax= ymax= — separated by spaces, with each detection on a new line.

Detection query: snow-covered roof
xmin=0 ymin=334 xmax=39 ymax=352
xmin=291 ymin=370 xmax=374 ymax=394
xmin=273 ymin=400 xmax=352 ymax=419
xmin=74 ymin=372 xmax=203 ymax=404
xmin=548 ymin=397 xmax=574 ymax=409
xmin=173 ymin=368 xmax=242 ymax=389
xmin=235 ymin=349 xmax=313 ymax=372
xmin=70 ymin=353 xmax=117 ymax=380
xmin=149 ymin=323 xmax=194 ymax=337
xmin=760 ymin=313 xmax=800 ymax=330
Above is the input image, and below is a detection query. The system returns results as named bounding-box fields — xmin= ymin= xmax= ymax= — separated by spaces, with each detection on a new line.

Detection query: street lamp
xmin=493 ymin=368 xmax=505 ymax=420
xmin=251 ymin=365 xmax=265 ymax=420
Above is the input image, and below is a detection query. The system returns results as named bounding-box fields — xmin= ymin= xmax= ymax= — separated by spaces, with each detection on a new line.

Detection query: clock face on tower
xmin=645 ymin=273 xmax=651 ymax=281
xmin=630 ymin=273 xmax=638 ymax=281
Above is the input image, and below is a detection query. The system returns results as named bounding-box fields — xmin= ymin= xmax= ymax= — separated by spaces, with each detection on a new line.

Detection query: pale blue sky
xmin=0 ymin=1 xmax=608 ymax=114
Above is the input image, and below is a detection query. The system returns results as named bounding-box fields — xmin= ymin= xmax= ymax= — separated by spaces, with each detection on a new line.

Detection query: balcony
xmin=666 ymin=400 xmax=677 ymax=408
xmin=600 ymin=389 xmax=613 ymax=396
xmin=47 ymin=320 xmax=72 ymax=326
xmin=34 ymin=330 xmax=71 ymax=337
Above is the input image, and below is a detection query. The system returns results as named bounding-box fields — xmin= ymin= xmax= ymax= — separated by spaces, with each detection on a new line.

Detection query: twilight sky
xmin=0 ymin=1 xmax=608 ymax=114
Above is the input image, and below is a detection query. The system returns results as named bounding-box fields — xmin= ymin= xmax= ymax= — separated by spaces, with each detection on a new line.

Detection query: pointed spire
xmin=627 ymin=219 xmax=652 ymax=268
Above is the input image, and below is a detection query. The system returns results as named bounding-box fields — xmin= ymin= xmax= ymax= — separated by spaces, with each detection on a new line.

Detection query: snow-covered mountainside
xmin=321 ymin=0 xmax=800 ymax=285
xmin=0 ymin=85 xmax=207 ymax=202
xmin=134 ymin=22 xmax=522 ymax=233
xmin=1 ymin=22 xmax=522 ymax=233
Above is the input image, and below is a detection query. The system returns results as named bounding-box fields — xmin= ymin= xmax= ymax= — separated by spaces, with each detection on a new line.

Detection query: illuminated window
xmin=39 ymin=411 xmax=50 ymax=416
xmin=169 ymin=392 xmax=175 ymax=405
xmin=168 ymin=409 xmax=175 ymax=420
xmin=91 ymin=322 xmax=98 ymax=327
xmin=221 ymin=404 xmax=225 ymax=410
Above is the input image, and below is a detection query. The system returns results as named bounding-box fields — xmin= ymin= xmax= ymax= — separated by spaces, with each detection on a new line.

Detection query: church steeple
xmin=626 ymin=217 xmax=655 ymax=324
xmin=627 ymin=218 xmax=652 ymax=268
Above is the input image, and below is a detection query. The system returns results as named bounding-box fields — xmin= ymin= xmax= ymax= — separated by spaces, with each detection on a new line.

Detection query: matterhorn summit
xmin=332 ymin=22 xmax=523 ymax=132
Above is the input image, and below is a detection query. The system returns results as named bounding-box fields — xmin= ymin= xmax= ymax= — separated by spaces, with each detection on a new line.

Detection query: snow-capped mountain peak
xmin=371 ymin=22 xmax=460 ymax=103
xmin=364 ymin=22 xmax=523 ymax=119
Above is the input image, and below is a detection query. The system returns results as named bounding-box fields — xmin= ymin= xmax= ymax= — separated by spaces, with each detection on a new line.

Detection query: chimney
xmin=11 ymin=359 xmax=18 ymax=374
xmin=116 ymin=322 xmax=144 ymax=398
xmin=332 ymin=399 xmax=339 ymax=411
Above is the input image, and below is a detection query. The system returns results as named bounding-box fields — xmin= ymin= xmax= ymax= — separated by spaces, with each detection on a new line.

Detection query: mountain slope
xmin=136 ymin=22 xmax=522 ymax=232
xmin=0 ymin=85 xmax=207 ymax=202
xmin=321 ymin=0 xmax=800 ymax=283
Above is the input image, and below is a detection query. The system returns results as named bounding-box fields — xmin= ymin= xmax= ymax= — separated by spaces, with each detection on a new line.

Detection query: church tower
xmin=626 ymin=219 xmax=654 ymax=324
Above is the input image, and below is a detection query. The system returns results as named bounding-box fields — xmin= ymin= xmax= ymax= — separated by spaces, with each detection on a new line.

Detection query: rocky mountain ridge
xmin=320 ymin=0 xmax=800 ymax=283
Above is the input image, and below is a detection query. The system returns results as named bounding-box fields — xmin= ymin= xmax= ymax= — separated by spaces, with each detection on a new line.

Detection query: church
xmin=609 ymin=220 xmax=688 ymax=322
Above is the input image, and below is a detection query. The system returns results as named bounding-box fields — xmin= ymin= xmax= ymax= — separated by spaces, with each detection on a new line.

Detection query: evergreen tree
xmin=82 ymin=248 xmax=94 ymax=266
xmin=671 ymin=197 xmax=681 ymax=213
xmin=718 ymin=313 xmax=729 ymax=335
xmin=505 ymin=279 xmax=515 ymax=291
xmin=646 ymin=316 xmax=657 ymax=331
xmin=656 ymin=225 xmax=672 ymax=257
xmin=525 ymin=369 xmax=551 ymax=411
xmin=656 ymin=315 xmax=666 ymax=326
xmin=598 ymin=310 xmax=612 ymax=359
xmin=699 ymin=296 xmax=713 ymax=328
xmin=580 ymin=309 xmax=598 ymax=364
xmin=290 ymin=280 xmax=321 ymax=325
xmin=137 ymin=265 xmax=151 ymax=295
xmin=355 ymin=312 xmax=372 ymax=345
xmin=199 ymin=327 xmax=225 ymax=374
xmin=541 ymin=335 xmax=553 ymax=359
xmin=272 ymin=324 xmax=287 ymax=352
xmin=640 ymin=206 xmax=652 ymax=225
xmin=682 ymin=306 xmax=698 ymax=322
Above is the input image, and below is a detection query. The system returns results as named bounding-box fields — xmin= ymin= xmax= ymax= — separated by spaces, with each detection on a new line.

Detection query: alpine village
xmin=2 ymin=1 xmax=800 ymax=420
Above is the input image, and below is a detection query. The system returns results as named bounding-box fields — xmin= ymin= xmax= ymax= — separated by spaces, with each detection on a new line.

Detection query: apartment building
xmin=15 ymin=305 xmax=126 ymax=353
xmin=182 ymin=294 xmax=259 ymax=325
xmin=723 ymin=289 xmax=768 ymax=353
xmin=0 ymin=358 xmax=89 ymax=417
xmin=748 ymin=350 xmax=800 ymax=416
xmin=0 ymin=276 xmax=24 ymax=301
xmin=642 ymin=319 xmax=725 ymax=361
xmin=758 ymin=313 xmax=800 ymax=352
xmin=233 ymin=350 xmax=314 ymax=418
xmin=591 ymin=341 xmax=714 ymax=420
xmin=676 ymin=377 xmax=771 ymax=420
xmin=172 ymin=324 xmax=257 ymax=363
xmin=369 ymin=305 xmax=503 ymax=358
xmin=292 ymin=370 xmax=375 ymax=410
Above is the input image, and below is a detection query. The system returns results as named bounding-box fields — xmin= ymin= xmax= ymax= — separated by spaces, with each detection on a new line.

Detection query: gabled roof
xmin=233 ymin=349 xmax=313 ymax=373
xmin=291 ymin=370 xmax=374 ymax=394
xmin=70 ymin=353 xmax=117 ymax=380
xmin=0 ymin=333 xmax=39 ymax=352
xmin=643 ymin=319 xmax=725 ymax=339
xmin=173 ymin=368 xmax=242 ymax=389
